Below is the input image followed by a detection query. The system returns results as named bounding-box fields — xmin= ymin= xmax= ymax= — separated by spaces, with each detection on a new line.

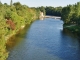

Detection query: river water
xmin=7 ymin=18 xmax=80 ymax=60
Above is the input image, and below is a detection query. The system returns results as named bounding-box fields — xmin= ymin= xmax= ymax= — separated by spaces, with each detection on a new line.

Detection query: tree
xmin=61 ymin=5 xmax=74 ymax=24
xmin=10 ymin=0 xmax=13 ymax=6
xmin=45 ymin=6 xmax=62 ymax=16
xmin=62 ymin=2 xmax=80 ymax=25
xmin=38 ymin=6 xmax=46 ymax=15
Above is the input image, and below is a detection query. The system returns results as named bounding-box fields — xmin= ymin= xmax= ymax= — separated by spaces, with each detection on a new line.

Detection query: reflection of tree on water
xmin=63 ymin=28 xmax=78 ymax=38
xmin=6 ymin=24 xmax=31 ymax=50
xmin=40 ymin=17 xmax=44 ymax=20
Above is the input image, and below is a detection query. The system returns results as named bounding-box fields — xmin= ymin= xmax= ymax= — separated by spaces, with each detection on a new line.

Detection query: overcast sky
xmin=1 ymin=0 xmax=80 ymax=7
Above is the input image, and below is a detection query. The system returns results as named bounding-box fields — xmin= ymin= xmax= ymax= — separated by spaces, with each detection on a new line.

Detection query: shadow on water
xmin=6 ymin=24 xmax=32 ymax=51
xmin=48 ymin=29 xmax=80 ymax=60
xmin=63 ymin=28 xmax=80 ymax=43
xmin=58 ymin=29 xmax=80 ymax=60
xmin=7 ymin=18 xmax=80 ymax=60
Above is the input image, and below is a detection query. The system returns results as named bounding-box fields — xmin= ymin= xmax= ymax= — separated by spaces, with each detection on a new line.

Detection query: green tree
xmin=38 ymin=6 xmax=46 ymax=15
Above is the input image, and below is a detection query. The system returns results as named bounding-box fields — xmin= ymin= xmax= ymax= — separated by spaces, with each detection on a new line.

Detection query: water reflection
xmin=59 ymin=30 xmax=80 ymax=60
xmin=7 ymin=18 xmax=80 ymax=60
xmin=6 ymin=24 xmax=31 ymax=50
xmin=39 ymin=17 xmax=44 ymax=20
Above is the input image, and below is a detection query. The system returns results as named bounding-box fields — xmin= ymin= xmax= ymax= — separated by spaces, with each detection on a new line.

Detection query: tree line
xmin=1 ymin=1 xmax=80 ymax=60
xmin=36 ymin=2 xmax=80 ymax=36
xmin=61 ymin=2 xmax=80 ymax=36
xmin=62 ymin=2 xmax=80 ymax=25
xmin=0 ymin=1 xmax=40 ymax=60
xmin=34 ymin=6 xmax=62 ymax=16
xmin=37 ymin=2 xmax=80 ymax=26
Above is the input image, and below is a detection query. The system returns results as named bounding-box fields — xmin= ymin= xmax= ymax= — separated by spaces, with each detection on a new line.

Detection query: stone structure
xmin=40 ymin=12 xmax=44 ymax=18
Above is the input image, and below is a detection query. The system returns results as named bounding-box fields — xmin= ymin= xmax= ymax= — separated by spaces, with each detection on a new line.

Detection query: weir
xmin=45 ymin=16 xmax=61 ymax=19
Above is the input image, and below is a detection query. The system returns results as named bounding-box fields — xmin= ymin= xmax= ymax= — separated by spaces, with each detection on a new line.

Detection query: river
xmin=7 ymin=18 xmax=80 ymax=60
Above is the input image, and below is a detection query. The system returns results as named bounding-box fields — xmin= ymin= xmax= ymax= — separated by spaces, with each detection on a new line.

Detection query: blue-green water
xmin=7 ymin=18 xmax=80 ymax=60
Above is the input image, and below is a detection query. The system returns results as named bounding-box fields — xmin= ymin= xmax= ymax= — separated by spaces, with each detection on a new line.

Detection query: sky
xmin=1 ymin=0 xmax=80 ymax=7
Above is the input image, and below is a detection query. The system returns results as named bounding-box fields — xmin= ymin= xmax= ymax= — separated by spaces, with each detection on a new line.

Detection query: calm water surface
xmin=7 ymin=18 xmax=80 ymax=60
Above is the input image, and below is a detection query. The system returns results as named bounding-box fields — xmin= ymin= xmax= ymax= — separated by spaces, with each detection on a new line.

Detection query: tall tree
xmin=10 ymin=0 xmax=13 ymax=6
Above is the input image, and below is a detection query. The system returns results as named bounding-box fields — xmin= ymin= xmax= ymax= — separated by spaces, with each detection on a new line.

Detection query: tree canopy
xmin=62 ymin=2 xmax=80 ymax=25
xmin=0 ymin=1 xmax=40 ymax=60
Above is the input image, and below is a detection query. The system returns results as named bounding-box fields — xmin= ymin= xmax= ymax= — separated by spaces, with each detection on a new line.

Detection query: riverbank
xmin=5 ymin=19 xmax=38 ymax=60
xmin=63 ymin=24 xmax=80 ymax=39
xmin=0 ymin=1 xmax=40 ymax=60
xmin=7 ymin=18 xmax=80 ymax=60
xmin=7 ymin=18 xmax=63 ymax=60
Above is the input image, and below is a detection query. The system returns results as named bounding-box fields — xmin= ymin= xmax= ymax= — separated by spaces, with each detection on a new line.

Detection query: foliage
xmin=0 ymin=1 xmax=40 ymax=60
xmin=36 ymin=6 xmax=62 ymax=16
xmin=45 ymin=6 xmax=62 ymax=16
xmin=62 ymin=2 xmax=80 ymax=37
xmin=62 ymin=2 xmax=80 ymax=25
xmin=38 ymin=6 xmax=46 ymax=15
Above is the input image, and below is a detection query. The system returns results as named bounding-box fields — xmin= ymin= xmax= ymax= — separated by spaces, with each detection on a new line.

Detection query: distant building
xmin=40 ymin=12 xmax=44 ymax=18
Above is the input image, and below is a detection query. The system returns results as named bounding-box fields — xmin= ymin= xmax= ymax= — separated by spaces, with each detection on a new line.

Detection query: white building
xmin=40 ymin=12 xmax=44 ymax=18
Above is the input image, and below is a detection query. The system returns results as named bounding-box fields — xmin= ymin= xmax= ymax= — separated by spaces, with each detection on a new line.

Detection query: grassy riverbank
xmin=63 ymin=24 xmax=80 ymax=38
xmin=61 ymin=2 xmax=80 ymax=38
xmin=0 ymin=1 xmax=40 ymax=60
